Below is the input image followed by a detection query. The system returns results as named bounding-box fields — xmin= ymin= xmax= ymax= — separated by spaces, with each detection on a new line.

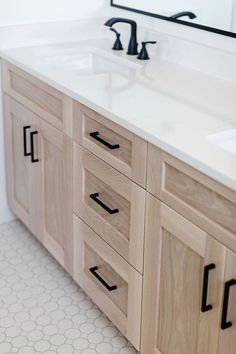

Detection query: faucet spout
xmin=170 ymin=11 xmax=197 ymax=20
xmin=104 ymin=17 xmax=138 ymax=55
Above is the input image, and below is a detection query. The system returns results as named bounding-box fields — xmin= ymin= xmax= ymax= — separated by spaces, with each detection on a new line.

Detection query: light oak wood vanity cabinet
xmin=3 ymin=61 xmax=74 ymax=273
xmin=142 ymin=144 xmax=236 ymax=354
xmin=3 ymin=60 xmax=236 ymax=354
xmin=2 ymin=60 xmax=145 ymax=351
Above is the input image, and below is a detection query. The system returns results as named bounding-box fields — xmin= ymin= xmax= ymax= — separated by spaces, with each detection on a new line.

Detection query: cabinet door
xmin=141 ymin=194 xmax=226 ymax=354
xmin=4 ymin=95 xmax=41 ymax=239
xmin=37 ymin=119 xmax=73 ymax=274
xmin=218 ymin=250 xmax=236 ymax=354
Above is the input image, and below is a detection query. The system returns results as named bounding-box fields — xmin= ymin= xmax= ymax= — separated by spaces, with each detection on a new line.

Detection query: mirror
xmin=111 ymin=0 xmax=236 ymax=38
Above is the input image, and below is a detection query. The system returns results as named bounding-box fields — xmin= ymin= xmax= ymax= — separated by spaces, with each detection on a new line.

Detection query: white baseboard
xmin=0 ymin=205 xmax=16 ymax=224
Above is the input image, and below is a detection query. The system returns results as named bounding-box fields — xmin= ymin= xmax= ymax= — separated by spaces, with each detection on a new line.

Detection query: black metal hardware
xmin=170 ymin=11 xmax=197 ymax=20
xmin=201 ymin=263 xmax=216 ymax=312
xmin=110 ymin=28 xmax=123 ymax=50
xmin=90 ymin=193 xmax=119 ymax=215
xmin=104 ymin=18 xmax=139 ymax=55
xmin=89 ymin=266 xmax=117 ymax=292
xmin=110 ymin=1 xmax=236 ymax=40
xmin=30 ymin=131 xmax=39 ymax=163
xmin=23 ymin=126 xmax=31 ymax=157
xmin=137 ymin=41 xmax=157 ymax=60
xmin=90 ymin=131 xmax=120 ymax=150
xmin=221 ymin=279 xmax=236 ymax=330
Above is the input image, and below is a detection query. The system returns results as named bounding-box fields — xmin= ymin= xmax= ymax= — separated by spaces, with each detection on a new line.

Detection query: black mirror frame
xmin=111 ymin=0 xmax=236 ymax=39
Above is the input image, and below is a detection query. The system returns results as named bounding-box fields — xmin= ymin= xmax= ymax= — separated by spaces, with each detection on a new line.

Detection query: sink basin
xmin=43 ymin=48 xmax=140 ymax=76
xmin=207 ymin=129 xmax=236 ymax=155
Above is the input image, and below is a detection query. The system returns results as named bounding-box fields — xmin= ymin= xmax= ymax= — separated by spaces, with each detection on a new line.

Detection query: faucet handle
xmin=137 ymin=41 xmax=157 ymax=60
xmin=110 ymin=28 xmax=123 ymax=51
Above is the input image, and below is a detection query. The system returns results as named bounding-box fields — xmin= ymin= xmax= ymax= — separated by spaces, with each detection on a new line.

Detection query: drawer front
xmin=73 ymin=143 xmax=146 ymax=274
xmin=2 ymin=61 xmax=72 ymax=135
xmin=73 ymin=101 xmax=147 ymax=187
xmin=73 ymin=215 xmax=142 ymax=350
xmin=147 ymin=144 xmax=236 ymax=252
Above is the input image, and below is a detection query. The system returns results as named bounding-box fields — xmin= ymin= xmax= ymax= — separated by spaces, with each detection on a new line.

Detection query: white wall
xmin=0 ymin=59 xmax=12 ymax=223
xmin=0 ymin=0 xmax=106 ymax=26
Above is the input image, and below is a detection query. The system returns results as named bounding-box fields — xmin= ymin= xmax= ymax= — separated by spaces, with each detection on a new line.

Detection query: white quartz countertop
xmin=1 ymin=38 xmax=236 ymax=191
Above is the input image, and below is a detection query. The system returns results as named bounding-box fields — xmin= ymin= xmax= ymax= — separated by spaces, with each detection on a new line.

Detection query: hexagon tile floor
xmin=0 ymin=220 xmax=137 ymax=354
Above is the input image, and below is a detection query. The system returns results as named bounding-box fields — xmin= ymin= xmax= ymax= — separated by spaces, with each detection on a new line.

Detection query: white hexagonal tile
xmin=0 ymin=220 xmax=137 ymax=354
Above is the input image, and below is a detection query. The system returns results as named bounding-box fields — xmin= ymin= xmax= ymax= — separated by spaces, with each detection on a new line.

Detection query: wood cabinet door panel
xmin=141 ymin=195 xmax=226 ymax=354
xmin=38 ymin=119 xmax=73 ymax=273
xmin=4 ymin=95 xmax=41 ymax=239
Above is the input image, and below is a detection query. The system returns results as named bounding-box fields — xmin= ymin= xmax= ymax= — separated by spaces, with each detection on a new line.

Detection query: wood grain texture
xmin=2 ymin=60 xmax=73 ymax=136
xmin=73 ymin=215 xmax=142 ymax=350
xmin=3 ymin=95 xmax=42 ymax=240
xmin=141 ymin=194 xmax=226 ymax=354
xmin=73 ymin=143 xmax=146 ymax=274
xmin=4 ymin=96 xmax=73 ymax=275
xmin=73 ymin=100 xmax=147 ymax=187
xmin=147 ymin=143 xmax=236 ymax=254
xmin=39 ymin=118 xmax=73 ymax=274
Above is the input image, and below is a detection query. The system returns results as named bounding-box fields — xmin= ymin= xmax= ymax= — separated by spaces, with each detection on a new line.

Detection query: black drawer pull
xmin=221 ymin=279 xmax=236 ymax=330
xmin=90 ymin=193 xmax=119 ymax=215
xmin=201 ymin=263 xmax=216 ymax=312
xmin=90 ymin=131 xmax=120 ymax=150
xmin=89 ymin=266 xmax=117 ymax=292
xmin=23 ymin=126 xmax=31 ymax=157
xmin=30 ymin=131 xmax=39 ymax=163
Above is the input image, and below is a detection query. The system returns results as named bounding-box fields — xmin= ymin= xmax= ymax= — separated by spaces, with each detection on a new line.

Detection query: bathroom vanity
xmin=1 ymin=37 xmax=236 ymax=354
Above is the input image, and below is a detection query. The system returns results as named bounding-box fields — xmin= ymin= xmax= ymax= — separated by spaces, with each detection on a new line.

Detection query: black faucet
xmin=170 ymin=11 xmax=197 ymax=20
xmin=104 ymin=17 xmax=138 ymax=55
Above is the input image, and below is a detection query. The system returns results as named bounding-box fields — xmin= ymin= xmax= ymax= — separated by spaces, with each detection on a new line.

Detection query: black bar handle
xmin=23 ymin=126 xmax=31 ymax=157
xmin=30 ymin=131 xmax=39 ymax=163
xmin=90 ymin=131 xmax=120 ymax=150
xmin=89 ymin=266 xmax=117 ymax=292
xmin=201 ymin=263 xmax=216 ymax=312
xmin=221 ymin=279 xmax=236 ymax=330
xmin=90 ymin=193 xmax=119 ymax=215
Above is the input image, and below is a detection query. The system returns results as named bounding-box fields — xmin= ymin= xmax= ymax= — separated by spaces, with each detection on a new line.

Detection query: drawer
xmin=73 ymin=143 xmax=146 ymax=274
xmin=73 ymin=100 xmax=147 ymax=187
xmin=147 ymin=143 xmax=236 ymax=252
xmin=2 ymin=60 xmax=72 ymax=135
xmin=73 ymin=215 xmax=142 ymax=350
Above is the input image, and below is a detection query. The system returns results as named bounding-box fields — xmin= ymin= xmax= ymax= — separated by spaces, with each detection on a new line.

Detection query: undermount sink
xmin=207 ymin=129 xmax=236 ymax=155
xmin=43 ymin=48 xmax=140 ymax=76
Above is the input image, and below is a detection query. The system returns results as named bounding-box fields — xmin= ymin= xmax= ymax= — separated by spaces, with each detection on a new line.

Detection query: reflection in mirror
xmin=111 ymin=0 xmax=236 ymax=37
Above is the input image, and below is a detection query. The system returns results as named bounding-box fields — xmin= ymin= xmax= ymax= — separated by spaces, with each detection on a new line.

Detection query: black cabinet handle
xmin=89 ymin=266 xmax=117 ymax=292
xmin=201 ymin=263 xmax=216 ymax=312
xmin=90 ymin=193 xmax=119 ymax=215
xmin=221 ymin=279 xmax=236 ymax=330
xmin=30 ymin=131 xmax=39 ymax=163
xmin=23 ymin=126 xmax=31 ymax=157
xmin=90 ymin=131 xmax=120 ymax=150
